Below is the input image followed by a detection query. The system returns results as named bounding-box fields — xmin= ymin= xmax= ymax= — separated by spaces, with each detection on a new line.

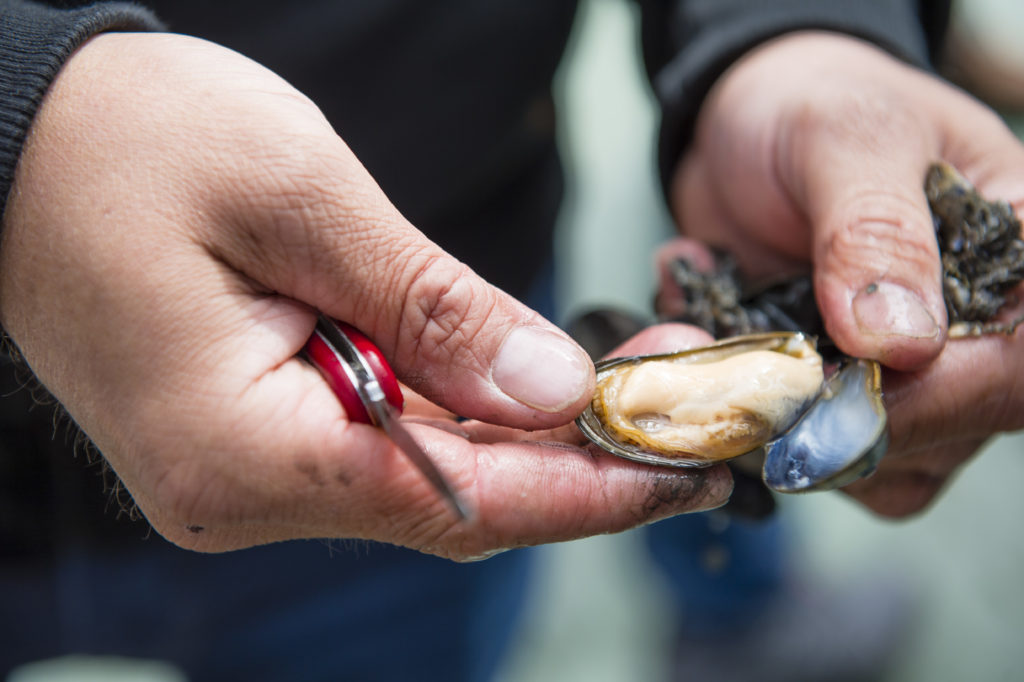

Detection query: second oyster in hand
xmin=926 ymin=161 xmax=1024 ymax=336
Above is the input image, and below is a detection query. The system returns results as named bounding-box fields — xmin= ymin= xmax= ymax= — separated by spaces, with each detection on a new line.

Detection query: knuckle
xmin=401 ymin=258 xmax=497 ymax=370
xmin=818 ymin=191 xmax=939 ymax=280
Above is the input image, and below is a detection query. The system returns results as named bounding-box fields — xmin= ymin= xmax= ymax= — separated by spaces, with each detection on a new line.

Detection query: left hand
xmin=0 ymin=33 xmax=730 ymax=558
xmin=668 ymin=31 xmax=1024 ymax=516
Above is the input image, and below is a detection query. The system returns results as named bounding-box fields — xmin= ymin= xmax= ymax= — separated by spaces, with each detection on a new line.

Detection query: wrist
xmin=0 ymin=3 xmax=162 ymax=218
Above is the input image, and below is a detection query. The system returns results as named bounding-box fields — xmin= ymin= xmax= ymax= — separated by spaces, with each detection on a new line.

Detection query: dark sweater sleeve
xmin=637 ymin=0 xmax=953 ymax=187
xmin=0 ymin=1 xmax=163 ymax=218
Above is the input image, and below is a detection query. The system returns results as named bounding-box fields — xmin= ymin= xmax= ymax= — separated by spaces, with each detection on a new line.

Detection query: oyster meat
xmin=579 ymin=333 xmax=824 ymax=467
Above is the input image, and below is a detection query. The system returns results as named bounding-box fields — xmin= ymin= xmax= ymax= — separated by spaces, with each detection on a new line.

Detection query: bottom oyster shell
xmin=762 ymin=358 xmax=887 ymax=493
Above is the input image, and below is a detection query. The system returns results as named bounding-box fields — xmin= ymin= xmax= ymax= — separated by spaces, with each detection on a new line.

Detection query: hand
xmin=0 ymin=33 xmax=729 ymax=557
xmin=668 ymin=32 xmax=1024 ymax=516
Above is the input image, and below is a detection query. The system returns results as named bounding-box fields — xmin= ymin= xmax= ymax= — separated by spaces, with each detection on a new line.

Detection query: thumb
xmin=208 ymin=135 xmax=594 ymax=429
xmin=807 ymin=159 xmax=947 ymax=370
xmin=778 ymin=110 xmax=947 ymax=370
xmin=361 ymin=245 xmax=596 ymax=429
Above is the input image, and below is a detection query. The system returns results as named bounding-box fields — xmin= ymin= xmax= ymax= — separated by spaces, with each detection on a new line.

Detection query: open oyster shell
xmin=576 ymin=331 xmax=887 ymax=493
xmin=763 ymin=358 xmax=887 ymax=492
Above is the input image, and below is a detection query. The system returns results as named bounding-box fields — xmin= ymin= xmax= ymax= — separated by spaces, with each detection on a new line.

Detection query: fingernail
xmin=853 ymin=281 xmax=939 ymax=338
xmin=492 ymin=327 xmax=591 ymax=412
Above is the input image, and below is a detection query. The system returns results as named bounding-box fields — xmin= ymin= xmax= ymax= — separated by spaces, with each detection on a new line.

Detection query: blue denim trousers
xmin=1 ymin=513 xmax=784 ymax=681
xmin=1 ymin=537 xmax=533 ymax=682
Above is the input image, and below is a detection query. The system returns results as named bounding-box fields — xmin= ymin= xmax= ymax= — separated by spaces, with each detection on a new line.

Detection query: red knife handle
xmin=303 ymin=319 xmax=404 ymax=424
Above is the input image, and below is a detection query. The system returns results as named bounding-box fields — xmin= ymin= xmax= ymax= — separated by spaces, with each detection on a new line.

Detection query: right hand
xmin=664 ymin=32 xmax=1024 ymax=518
xmin=0 ymin=33 xmax=730 ymax=559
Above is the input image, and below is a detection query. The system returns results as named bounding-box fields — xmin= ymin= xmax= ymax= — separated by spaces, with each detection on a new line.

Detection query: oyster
xmin=577 ymin=331 xmax=887 ymax=493
xmin=578 ymin=332 xmax=824 ymax=467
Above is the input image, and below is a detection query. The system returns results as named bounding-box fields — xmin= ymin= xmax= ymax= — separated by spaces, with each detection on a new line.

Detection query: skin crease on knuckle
xmin=345 ymin=234 xmax=441 ymax=328
xmin=811 ymin=192 xmax=947 ymax=367
xmin=398 ymin=258 xmax=500 ymax=388
xmin=814 ymin=191 xmax=940 ymax=288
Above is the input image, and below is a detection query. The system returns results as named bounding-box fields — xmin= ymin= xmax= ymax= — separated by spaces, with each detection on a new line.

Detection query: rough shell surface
xmin=926 ymin=161 xmax=1024 ymax=336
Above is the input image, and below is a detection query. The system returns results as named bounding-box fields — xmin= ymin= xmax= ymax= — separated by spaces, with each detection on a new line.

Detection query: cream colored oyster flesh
xmin=593 ymin=348 xmax=823 ymax=461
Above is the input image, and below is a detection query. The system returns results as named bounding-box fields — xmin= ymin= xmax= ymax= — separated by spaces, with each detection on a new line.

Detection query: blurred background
xmin=9 ymin=1 xmax=1024 ymax=680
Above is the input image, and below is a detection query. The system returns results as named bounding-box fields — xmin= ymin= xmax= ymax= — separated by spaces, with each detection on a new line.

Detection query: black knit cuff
xmin=0 ymin=1 xmax=163 ymax=217
xmin=652 ymin=1 xmax=944 ymax=190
